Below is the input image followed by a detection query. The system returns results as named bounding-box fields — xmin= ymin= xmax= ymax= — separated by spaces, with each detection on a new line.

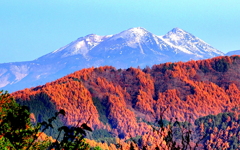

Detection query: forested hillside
xmin=12 ymin=56 xmax=240 ymax=149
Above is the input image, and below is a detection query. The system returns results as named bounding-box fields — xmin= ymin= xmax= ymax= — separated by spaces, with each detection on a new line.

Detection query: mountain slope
xmin=12 ymin=55 xmax=240 ymax=140
xmin=161 ymin=28 xmax=223 ymax=57
xmin=0 ymin=27 xmax=224 ymax=92
xmin=226 ymin=50 xmax=240 ymax=56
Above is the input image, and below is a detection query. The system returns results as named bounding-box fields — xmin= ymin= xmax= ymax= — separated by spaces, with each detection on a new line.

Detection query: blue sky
xmin=1 ymin=0 xmax=240 ymax=63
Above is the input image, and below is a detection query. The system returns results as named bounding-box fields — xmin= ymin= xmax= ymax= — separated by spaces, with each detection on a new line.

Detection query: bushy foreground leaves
xmin=0 ymin=91 xmax=94 ymax=150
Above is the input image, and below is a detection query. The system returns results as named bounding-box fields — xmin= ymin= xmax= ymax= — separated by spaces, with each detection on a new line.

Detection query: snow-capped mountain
xmin=0 ymin=27 xmax=224 ymax=92
xmin=161 ymin=28 xmax=224 ymax=57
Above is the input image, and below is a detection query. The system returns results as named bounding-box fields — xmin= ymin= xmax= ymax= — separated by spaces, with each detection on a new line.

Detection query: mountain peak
xmin=83 ymin=34 xmax=104 ymax=43
xmin=127 ymin=27 xmax=148 ymax=33
xmin=119 ymin=27 xmax=149 ymax=37
xmin=84 ymin=33 xmax=98 ymax=38
xmin=163 ymin=27 xmax=196 ymax=43
xmin=1 ymin=27 xmax=225 ymax=92
xmin=170 ymin=27 xmax=186 ymax=33
xmin=111 ymin=27 xmax=151 ymax=43
xmin=161 ymin=27 xmax=224 ymax=56
xmin=165 ymin=27 xmax=191 ymax=38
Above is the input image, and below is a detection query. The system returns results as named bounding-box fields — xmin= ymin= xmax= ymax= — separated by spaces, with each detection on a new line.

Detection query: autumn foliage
xmin=12 ymin=56 xmax=240 ymax=149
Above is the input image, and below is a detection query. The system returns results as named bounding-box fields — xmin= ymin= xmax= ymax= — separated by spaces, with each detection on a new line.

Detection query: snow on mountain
xmin=161 ymin=28 xmax=224 ymax=57
xmin=111 ymin=27 xmax=149 ymax=51
xmin=9 ymin=65 xmax=29 ymax=83
xmin=0 ymin=68 xmax=10 ymax=87
xmin=91 ymin=27 xmax=160 ymax=55
xmin=0 ymin=27 xmax=225 ymax=92
xmin=38 ymin=34 xmax=112 ymax=60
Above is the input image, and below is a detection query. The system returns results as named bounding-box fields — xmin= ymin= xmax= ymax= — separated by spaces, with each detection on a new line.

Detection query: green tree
xmin=0 ymin=91 xmax=94 ymax=150
xmin=0 ymin=90 xmax=51 ymax=149
xmin=212 ymin=58 xmax=229 ymax=72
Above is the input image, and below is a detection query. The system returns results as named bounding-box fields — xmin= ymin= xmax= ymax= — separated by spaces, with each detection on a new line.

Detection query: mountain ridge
xmin=226 ymin=49 xmax=240 ymax=56
xmin=0 ymin=27 xmax=224 ymax=92
xmin=12 ymin=55 xmax=240 ymax=141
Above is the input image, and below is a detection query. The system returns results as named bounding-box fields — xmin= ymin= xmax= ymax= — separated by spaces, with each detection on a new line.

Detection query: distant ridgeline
xmin=0 ymin=27 xmax=225 ymax=93
xmin=12 ymin=56 xmax=240 ymax=149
